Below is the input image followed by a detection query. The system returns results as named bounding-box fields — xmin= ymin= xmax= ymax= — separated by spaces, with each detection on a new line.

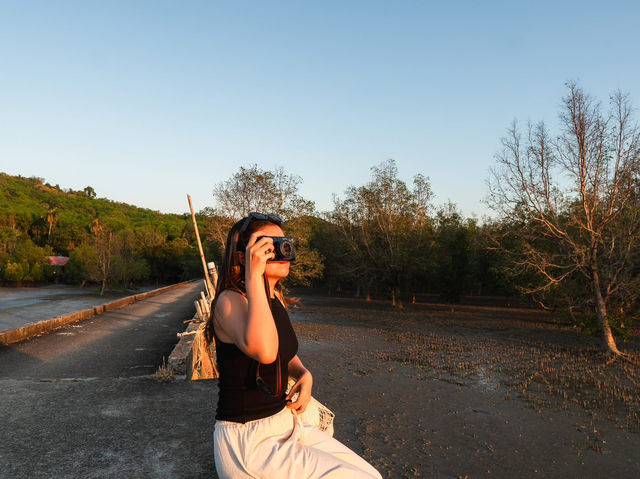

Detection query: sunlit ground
xmin=289 ymin=295 xmax=640 ymax=476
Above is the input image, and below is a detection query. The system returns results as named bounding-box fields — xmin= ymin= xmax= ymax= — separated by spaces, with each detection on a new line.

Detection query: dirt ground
xmin=288 ymin=294 xmax=640 ymax=478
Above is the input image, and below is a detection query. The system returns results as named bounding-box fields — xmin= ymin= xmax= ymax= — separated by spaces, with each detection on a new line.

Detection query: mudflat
xmin=290 ymin=294 xmax=640 ymax=478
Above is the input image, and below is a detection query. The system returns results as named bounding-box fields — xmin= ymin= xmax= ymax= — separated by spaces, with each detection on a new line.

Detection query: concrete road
xmin=0 ymin=285 xmax=155 ymax=331
xmin=0 ymin=281 xmax=219 ymax=478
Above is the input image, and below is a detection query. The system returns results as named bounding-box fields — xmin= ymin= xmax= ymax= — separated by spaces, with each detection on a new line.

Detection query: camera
xmin=262 ymin=236 xmax=296 ymax=262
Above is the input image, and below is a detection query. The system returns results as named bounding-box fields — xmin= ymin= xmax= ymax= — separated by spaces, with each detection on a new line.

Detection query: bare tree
xmin=90 ymin=218 xmax=113 ymax=296
xmin=488 ymin=82 xmax=640 ymax=355
xmin=46 ymin=207 xmax=57 ymax=242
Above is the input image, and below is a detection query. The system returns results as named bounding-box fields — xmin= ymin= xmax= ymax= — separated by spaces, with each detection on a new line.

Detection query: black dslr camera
xmin=263 ymin=236 xmax=296 ymax=262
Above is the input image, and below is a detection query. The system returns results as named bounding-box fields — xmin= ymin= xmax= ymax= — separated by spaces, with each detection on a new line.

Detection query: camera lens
xmin=281 ymin=242 xmax=292 ymax=256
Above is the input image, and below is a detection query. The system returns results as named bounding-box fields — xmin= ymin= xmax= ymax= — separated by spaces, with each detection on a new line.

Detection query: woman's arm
xmin=286 ymin=355 xmax=313 ymax=413
xmin=214 ymin=232 xmax=279 ymax=364
xmin=288 ymin=354 xmax=310 ymax=380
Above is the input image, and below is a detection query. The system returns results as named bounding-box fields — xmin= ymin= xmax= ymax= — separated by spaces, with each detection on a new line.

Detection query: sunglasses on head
xmin=239 ymin=212 xmax=283 ymax=236
xmin=238 ymin=213 xmax=283 ymax=251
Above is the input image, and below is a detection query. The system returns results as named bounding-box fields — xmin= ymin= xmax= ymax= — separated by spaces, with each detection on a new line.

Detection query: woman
xmin=205 ymin=213 xmax=381 ymax=479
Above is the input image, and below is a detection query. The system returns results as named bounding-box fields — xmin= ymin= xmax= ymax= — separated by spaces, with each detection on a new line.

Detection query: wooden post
xmin=187 ymin=194 xmax=215 ymax=298
xmin=198 ymin=299 xmax=209 ymax=320
xmin=194 ymin=300 xmax=204 ymax=320
xmin=200 ymin=292 xmax=211 ymax=314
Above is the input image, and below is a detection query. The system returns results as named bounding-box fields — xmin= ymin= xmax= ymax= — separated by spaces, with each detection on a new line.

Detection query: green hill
xmin=0 ymin=173 xmax=205 ymax=287
xmin=0 ymin=173 xmax=190 ymax=252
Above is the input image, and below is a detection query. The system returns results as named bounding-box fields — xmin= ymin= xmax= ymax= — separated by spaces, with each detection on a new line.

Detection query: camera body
xmin=261 ymin=236 xmax=296 ymax=262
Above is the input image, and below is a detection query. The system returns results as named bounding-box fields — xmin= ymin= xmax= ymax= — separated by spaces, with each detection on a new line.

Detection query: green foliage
xmin=283 ymin=216 xmax=325 ymax=287
xmin=64 ymin=243 xmax=98 ymax=284
xmin=434 ymin=205 xmax=475 ymax=303
xmin=329 ymin=159 xmax=433 ymax=299
xmin=205 ymin=165 xmax=324 ymax=287
xmin=0 ymin=173 xmax=189 ymax=254
xmin=568 ymin=310 xmax=634 ymax=341
xmin=0 ymin=234 xmax=53 ymax=282
xmin=0 ymin=172 xmax=199 ymax=289
xmin=211 ymin=164 xmax=315 ymax=220
xmin=2 ymin=262 xmax=25 ymax=282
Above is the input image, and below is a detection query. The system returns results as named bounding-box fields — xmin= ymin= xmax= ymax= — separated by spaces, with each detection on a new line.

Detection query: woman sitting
xmin=205 ymin=212 xmax=382 ymax=479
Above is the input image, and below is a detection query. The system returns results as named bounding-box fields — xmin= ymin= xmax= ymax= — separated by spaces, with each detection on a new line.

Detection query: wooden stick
xmin=187 ymin=194 xmax=215 ymax=297
xmin=199 ymin=299 xmax=209 ymax=320
xmin=200 ymin=292 xmax=210 ymax=314
xmin=177 ymin=331 xmax=198 ymax=338
xmin=194 ymin=300 xmax=204 ymax=320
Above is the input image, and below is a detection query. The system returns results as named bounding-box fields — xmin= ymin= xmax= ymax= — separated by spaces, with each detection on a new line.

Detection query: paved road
xmin=0 ymin=281 xmax=219 ymax=478
xmin=0 ymin=285 xmax=155 ymax=331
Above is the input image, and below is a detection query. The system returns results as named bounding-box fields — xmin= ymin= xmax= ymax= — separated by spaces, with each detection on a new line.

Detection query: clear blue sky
xmin=1 ymin=1 xmax=639 ymax=218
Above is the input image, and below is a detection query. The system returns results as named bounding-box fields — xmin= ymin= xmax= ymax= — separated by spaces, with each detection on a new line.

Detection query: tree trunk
xmin=391 ymin=287 xmax=403 ymax=308
xmin=100 ymin=279 xmax=106 ymax=296
xmin=591 ymin=269 xmax=621 ymax=355
xmin=395 ymin=287 xmax=403 ymax=309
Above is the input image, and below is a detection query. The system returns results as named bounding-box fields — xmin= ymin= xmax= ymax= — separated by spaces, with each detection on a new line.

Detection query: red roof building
xmin=48 ymin=256 xmax=70 ymax=267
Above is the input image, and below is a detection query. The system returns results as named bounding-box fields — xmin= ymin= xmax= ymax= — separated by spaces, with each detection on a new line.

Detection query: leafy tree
xmin=0 ymin=226 xmax=19 ymax=254
xmin=283 ymin=216 xmax=325 ymax=287
xmin=330 ymin=159 xmax=433 ymax=304
xmin=474 ymin=221 xmax=521 ymax=297
xmin=434 ymin=204 xmax=475 ymax=303
xmin=89 ymin=219 xmax=113 ymax=295
xmin=110 ymin=230 xmax=150 ymax=288
xmin=307 ymin=217 xmax=356 ymax=294
xmin=211 ymin=164 xmax=314 ymax=220
xmin=64 ymin=242 xmax=99 ymax=286
xmin=83 ymin=186 xmax=96 ymax=198
xmin=2 ymin=262 xmax=25 ymax=282
xmin=205 ymin=164 xmax=323 ymax=287
xmin=0 ymin=235 xmax=53 ymax=283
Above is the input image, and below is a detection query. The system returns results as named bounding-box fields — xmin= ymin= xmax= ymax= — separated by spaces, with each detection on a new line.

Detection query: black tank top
xmin=214 ymin=294 xmax=298 ymax=423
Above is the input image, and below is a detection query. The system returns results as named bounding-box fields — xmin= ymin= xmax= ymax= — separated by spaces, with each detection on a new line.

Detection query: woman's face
xmin=257 ymin=223 xmax=291 ymax=280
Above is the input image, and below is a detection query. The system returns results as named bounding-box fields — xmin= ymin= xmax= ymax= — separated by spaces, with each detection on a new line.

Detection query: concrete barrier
xmin=0 ymin=280 xmax=195 ymax=346
xmin=169 ymin=309 xmax=218 ymax=381
xmin=168 ymin=320 xmax=201 ymax=378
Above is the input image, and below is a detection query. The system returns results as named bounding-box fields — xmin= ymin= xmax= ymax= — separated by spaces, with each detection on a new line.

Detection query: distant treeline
xmin=198 ymin=163 xmax=518 ymax=304
xmin=3 ymin=83 xmax=637 ymax=354
xmin=0 ymin=171 xmax=510 ymax=303
xmin=0 ymin=173 xmax=210 ymax=293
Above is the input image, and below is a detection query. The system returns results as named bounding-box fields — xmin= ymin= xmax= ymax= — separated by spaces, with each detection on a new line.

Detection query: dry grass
xmin=153 ymin=356 xmax=175 ymax=382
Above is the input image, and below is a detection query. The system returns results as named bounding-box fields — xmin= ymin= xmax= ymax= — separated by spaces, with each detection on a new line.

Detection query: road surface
xmin=0 ymin=285 xmax=155 ymax=331
xmin=0 ymin=281 xmax=219 ymax=478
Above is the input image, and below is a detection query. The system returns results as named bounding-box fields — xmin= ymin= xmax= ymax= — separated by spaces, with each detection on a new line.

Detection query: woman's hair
xmin=204 ymin=216 xmax=285 ymax=343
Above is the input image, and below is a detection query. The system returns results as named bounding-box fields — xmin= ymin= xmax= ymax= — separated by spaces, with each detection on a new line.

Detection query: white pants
xmin=214 ymin=407 xmax=382 ymax=479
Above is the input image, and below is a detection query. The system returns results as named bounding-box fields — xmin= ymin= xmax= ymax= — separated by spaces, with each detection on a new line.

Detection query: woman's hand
xmin=286 ymin=370 xmax=313 ymax=414
xmin=244 ymin=231 xmax=275 ymax=280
